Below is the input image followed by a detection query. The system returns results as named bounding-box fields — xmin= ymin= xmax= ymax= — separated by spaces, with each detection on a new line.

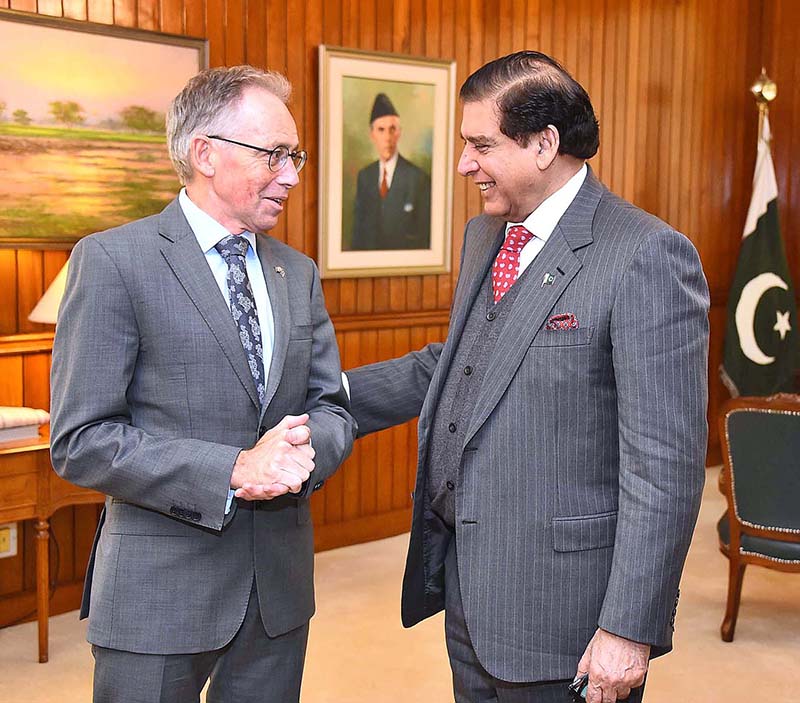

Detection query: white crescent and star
xmin=734 ymin=272 xmax=792 ymax=365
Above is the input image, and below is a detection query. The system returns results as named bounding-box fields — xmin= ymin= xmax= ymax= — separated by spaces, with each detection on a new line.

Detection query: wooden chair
xmin=717 ymin=394 xmax=800 ymax=641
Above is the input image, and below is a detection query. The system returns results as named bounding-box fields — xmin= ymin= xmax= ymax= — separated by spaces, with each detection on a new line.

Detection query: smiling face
xmin=457 ymin=98 xmax=545 ymax=223
xmin=193 ymin=87 xmax=300 ymax=234
xmin=369 ymin=115 xmax=401 ymax=162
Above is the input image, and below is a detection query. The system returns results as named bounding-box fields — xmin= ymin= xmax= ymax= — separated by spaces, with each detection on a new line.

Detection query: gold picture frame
xmin=0 ymin=9 xmax=207 ymax=249
xmin=318 ymin=45 xmax=456 ymax=278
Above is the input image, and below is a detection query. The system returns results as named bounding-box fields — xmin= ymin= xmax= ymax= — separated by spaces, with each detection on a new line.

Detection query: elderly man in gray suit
xmin=50 ymin=66 xmax=355 ymax=702
xmin=347 ymin=51 xmax=708 ymax=702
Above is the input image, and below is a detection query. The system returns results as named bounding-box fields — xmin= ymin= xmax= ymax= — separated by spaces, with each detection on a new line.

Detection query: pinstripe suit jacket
xmin=348 ymin=170 xmax=709 ymax=682
xmin=50 ymin=199 xmax=355 ymax=654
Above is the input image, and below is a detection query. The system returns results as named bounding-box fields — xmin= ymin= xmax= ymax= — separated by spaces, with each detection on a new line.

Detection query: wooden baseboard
xmin=314 ymin=510 xmax=412 ymax=552
xmin=0 ymin=580 xmax=84 ymax=628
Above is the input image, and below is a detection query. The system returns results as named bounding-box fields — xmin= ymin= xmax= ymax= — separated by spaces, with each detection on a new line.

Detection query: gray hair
xmin=167 ymin=65 xmax=292 ymax=184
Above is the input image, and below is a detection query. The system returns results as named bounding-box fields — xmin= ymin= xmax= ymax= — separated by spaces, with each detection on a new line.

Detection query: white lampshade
xmin=28 ymin=261 xmax=69 ymax=324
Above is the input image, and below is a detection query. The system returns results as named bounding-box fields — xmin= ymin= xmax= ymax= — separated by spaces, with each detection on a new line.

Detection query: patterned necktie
xmin=215 ymin=234 xmax=266 ymax=407
xmin=380 ymin=167 xmax=389 ymax=198
xmin=491 ymin=225 xmax=535 ymax=303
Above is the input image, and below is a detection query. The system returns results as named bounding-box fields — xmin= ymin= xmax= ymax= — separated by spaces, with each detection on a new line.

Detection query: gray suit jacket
xmin=50 ymin=198 xmax=356 ymax=654
xmin=348 ymin=170 xmax=709 ymax=682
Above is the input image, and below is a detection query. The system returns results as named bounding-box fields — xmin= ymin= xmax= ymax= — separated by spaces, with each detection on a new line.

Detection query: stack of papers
xmin=0 ymin=406 xmax=50 ymax=442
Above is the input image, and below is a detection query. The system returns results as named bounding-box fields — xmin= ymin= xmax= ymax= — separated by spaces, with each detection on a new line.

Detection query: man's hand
xmin=575 ymin=628 xmax=649 ymax=703
xmin=231 ymin=414 xmax=315 ymax=500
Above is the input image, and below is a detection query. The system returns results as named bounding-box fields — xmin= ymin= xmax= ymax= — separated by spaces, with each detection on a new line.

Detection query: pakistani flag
xmin=721 ymin=115 xmax=798 ymax=396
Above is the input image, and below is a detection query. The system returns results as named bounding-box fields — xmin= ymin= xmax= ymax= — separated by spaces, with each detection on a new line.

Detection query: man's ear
xmin=190 ymin=135 xmax=216 ymax=178
xmin=534 ymin=124 xmax=560 ymax=169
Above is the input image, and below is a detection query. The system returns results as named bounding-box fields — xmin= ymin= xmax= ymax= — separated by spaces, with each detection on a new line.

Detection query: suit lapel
xmin=256 ymin=237 xmax=290 ymax=416
xmin=418 ymin=217 xmax=503 ymax=435
xmin=462 ymin=170 xmax=604 ymax=446
xmin=158 ymin=200 xmax=261 ymax=410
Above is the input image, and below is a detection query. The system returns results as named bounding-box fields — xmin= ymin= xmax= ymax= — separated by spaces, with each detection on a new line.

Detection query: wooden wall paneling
xmin=286 ymin=0 xmax=306 ymax=254
xmin=223 ymin=0 xmax=244 ymax=65
xmin=37 ymin=0 xmax=63 ymax=17
xmin=205 ymin=0 xmax=225 ymax=68
xmin=8 ymin=0 xmax=36 ymax=12
xmin=303 ymin=0 xmax=322 ymax=264
xmin=86 ymin=0 xmax=112 ymax=28
xmin=0 ymin=0 xmax=9 ymax=10
xmin=0 ymin=355 xmax=23 ymax=405
xmin=185 ymin=0 xmax=204 ymax=37
xmin=245 ymin=0 xmax=265 ymax=67
xmin=22 ymin=352 xmax=50 ymax=410
xmin=15 ymin=251 xmax=43 ymax=335
xmin=392 ymin=0 xmax=410 ymax=55
xmin=357 ymin=328 xmax=378 ymax=516
xmin=371 ymin=277 xmax=388 ymax=314
xmin=358 ymin=0 xmax=376 ymax=49
xmin=374 ymin=327 xmax=395 ymax=513
xmin=137 ymin=0 xmax=159 ymax=30
xmin=0 ymin=251 xmax=18 ymax=335
xmin=111 ymin=0 xmax=134 ymax=27
xmin=341 ymin=330 xmax=361 ymax=521
xmin=161 ymin=0 xmax=185 ymax=35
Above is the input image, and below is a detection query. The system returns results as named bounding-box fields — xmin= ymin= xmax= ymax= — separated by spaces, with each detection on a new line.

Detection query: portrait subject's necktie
xmin=380 ymin=167 xmax=389 ymax=199
xmin=215 ymin=234 xmax=266 ymax=407
xmin=491 ymin=225 xmax=535 ymax=303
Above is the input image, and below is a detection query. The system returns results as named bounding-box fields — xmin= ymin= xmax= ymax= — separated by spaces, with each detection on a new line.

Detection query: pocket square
xmin=545 ymin=313 xmax=579 ymax=331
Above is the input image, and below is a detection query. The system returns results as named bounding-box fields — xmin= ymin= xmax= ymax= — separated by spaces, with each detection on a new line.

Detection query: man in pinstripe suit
xmin=347 ymin=52 xmax=709 ymax=702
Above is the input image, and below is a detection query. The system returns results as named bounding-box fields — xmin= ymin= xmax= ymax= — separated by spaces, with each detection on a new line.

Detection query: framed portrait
xmin=0 ymin=10 xmax=207 ymax=249
xmin=318 ymin=46 xmax=456 ymax=278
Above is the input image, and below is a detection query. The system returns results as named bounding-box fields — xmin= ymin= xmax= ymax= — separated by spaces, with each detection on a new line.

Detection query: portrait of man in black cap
xmin=351 ymin=92 xmax=432 ymax=250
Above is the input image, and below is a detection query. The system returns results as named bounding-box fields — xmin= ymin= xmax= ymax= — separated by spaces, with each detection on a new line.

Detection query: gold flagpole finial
xmin=751 ymin=68 xmax=777 ymax=138
xmin=751 ymin=68 xmax=777 ymax=104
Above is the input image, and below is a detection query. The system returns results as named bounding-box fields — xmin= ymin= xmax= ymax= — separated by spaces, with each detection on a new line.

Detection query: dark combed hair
xmin=460 ymin=51 xmax=599 ymax=159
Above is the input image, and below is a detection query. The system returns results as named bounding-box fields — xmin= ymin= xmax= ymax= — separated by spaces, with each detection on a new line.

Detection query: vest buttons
xmin=448 ymin=422 xmax=457 ymax=433
xmin=486 ymin=311 xmax=497 ymax=321
xmin=446 ymin=481 xmax=455 ymax=491
xmin=464 ymin=366 xmax=473 ymax=376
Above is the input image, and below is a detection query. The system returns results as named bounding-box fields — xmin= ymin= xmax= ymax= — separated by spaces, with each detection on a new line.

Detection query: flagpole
xmin=751 ymin=67 xmax=777 ymax=140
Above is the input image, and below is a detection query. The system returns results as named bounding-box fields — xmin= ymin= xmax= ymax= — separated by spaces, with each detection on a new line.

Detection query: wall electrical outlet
xmin=0 ymin=523 xmax=18 ymax=558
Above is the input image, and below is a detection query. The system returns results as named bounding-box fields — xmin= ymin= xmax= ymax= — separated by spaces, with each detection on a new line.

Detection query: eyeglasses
xmin=206 ymin=135 xmax=307 ymax=173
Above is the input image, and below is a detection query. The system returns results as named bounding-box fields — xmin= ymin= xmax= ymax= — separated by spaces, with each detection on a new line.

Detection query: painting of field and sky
xmin=0 ymin=12 xmax=206 ymax=247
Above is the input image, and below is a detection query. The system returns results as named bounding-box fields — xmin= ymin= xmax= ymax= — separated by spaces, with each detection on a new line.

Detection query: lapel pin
xmin=542 ymin=272 xmax=555 ymax=287
xmin=274 ymin=266 xmax=286 ymax=278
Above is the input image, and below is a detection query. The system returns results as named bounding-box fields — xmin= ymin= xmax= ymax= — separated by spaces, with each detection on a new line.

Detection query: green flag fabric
xmin=721 ymin=115 xmax=798 ymax=396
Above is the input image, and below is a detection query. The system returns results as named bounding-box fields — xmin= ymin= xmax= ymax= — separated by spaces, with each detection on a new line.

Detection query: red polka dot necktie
xmin=491 ymin=225 xmax=535 ymax=303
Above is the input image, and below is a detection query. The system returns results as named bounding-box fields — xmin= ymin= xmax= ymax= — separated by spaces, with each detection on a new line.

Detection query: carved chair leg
xmin=721 ymin=556 xmax=746 ymax=642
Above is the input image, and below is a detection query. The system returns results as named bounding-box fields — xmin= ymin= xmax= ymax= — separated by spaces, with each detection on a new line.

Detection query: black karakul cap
xmin=370 ymin=93 xmax=398 ymax=123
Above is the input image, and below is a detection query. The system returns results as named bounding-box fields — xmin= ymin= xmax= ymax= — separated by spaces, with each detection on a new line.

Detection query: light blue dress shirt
xmin=178 ymin=189 xmax=275 ymax=513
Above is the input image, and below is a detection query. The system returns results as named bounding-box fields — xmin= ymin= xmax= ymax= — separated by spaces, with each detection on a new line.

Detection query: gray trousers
xmin=444 ymin=538 xmax=646 ymax=703
xmin=92 ymin=579 xmax=308 ymax=703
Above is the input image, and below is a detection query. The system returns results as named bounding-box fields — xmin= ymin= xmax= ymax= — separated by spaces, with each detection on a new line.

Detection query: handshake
xmin=230 ymin=413 xmax=315 ymax=500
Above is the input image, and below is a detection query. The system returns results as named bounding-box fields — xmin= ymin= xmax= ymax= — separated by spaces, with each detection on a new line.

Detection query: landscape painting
xmin=0 ymin=11 xmax=206 ymax=248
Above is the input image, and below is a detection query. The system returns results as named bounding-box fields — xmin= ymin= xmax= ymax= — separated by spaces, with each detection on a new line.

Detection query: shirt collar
xmin=381 ymin=150 xmax=400 ymax=178
xmin=178 ymin=188 xmax=257 ymax=254
xmin=506 ymin=163 xmax=587 ymax=242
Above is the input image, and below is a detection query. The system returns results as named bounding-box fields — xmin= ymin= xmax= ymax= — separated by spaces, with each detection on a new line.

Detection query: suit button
xmin=486 ymin=311 xmax=497 ymax=321
xmin=464 ymin=366 xmax=473 ymax=376
xmin=448 ymin=422 xmax=457 ymax=433
xmin=313 ymin=481 xmax=324 ymax=491
xmin=446 ymin=481 xmax=455 ymax=490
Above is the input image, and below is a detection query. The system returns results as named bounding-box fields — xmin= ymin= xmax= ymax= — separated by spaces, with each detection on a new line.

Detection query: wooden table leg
xmin=35 ymin=518 xmax=49 ymax=663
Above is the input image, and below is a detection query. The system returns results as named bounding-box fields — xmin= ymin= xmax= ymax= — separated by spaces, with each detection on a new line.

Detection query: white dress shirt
xmin=513 ymin=163 xmax=587 ymax=275
xmin=378 ymin=151 xmax=400 ymax=189
xmin=178 ymin=188 xmax=275 ymax=510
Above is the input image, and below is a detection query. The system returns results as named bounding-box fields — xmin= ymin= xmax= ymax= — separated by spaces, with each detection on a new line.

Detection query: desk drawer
xmin=0 ymin=473 xmax=37 ymax=521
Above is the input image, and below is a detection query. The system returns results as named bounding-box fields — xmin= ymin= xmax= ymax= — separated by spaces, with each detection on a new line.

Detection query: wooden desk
xmin=0 ymin=432 xmax=104 ymax=662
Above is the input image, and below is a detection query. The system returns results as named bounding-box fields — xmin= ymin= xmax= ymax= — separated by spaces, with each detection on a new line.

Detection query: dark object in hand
xmin=568 ymin=673 xmax=589 ymax=701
